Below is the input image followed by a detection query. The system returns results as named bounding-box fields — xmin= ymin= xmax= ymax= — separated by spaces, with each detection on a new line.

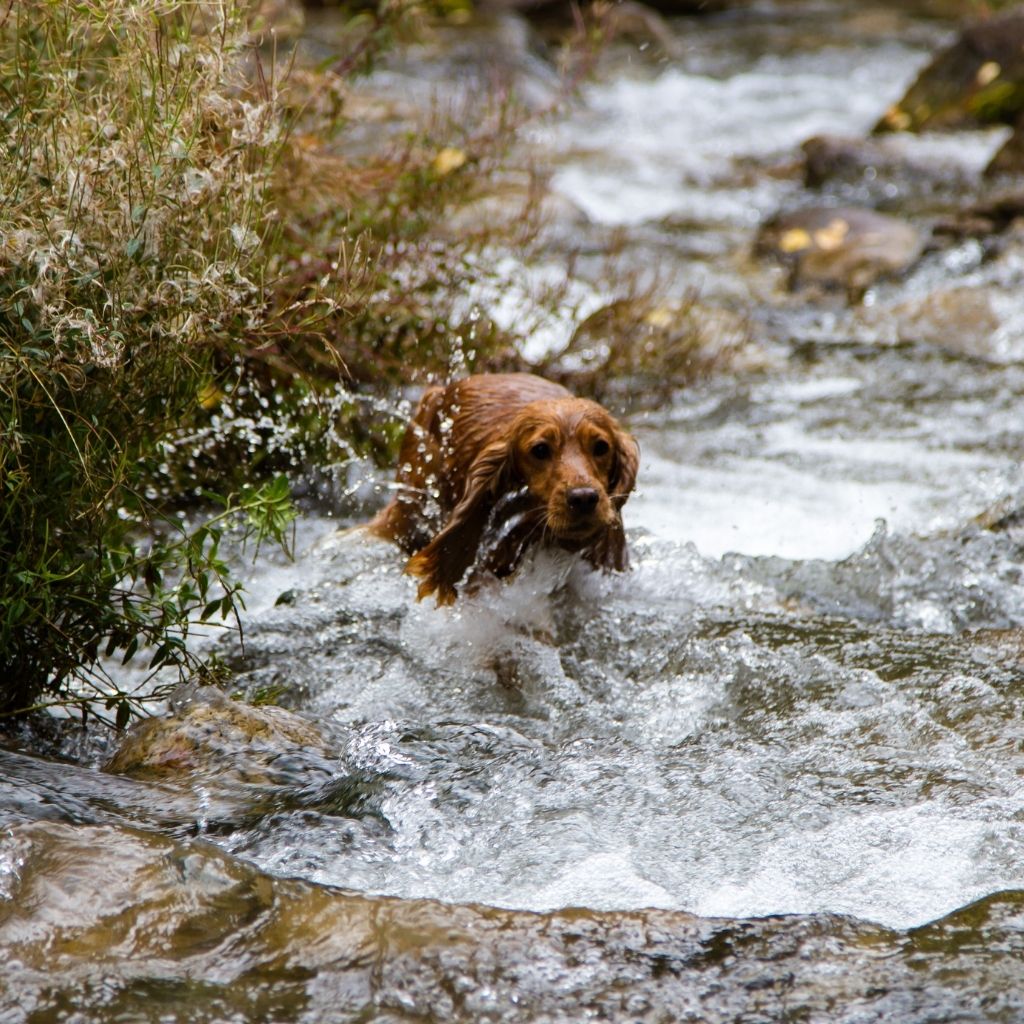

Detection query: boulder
xmin=106 ymin=685 xmax=332 ymax=784
xmin=875 ymin=12 xmax=1024 ymax=134
xmin=755 ymin=206 xmax=923 ymax=298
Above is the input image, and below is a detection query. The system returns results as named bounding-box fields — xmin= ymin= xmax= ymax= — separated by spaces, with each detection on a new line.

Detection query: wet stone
xmin=885 ymin=285 xmax=1024 ymax=362
xmin=5 ymin=820 xmax=1024 ymax=1023
xmin=800 ymin=132 xmax=973 ymax=196
xmin=106 ymin=685 xmax=334 ymax=784
xmin=987 ymin=113 xmax=1024 ymax=177
xmin=539 ymin=296 xmax=757 ymax=409
xmin=755 ymin=206 xmax=923 ymax=298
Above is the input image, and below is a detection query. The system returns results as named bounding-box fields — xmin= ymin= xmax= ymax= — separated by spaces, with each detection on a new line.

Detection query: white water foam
xmin=551 ymin=44 xmax=929 ymax=226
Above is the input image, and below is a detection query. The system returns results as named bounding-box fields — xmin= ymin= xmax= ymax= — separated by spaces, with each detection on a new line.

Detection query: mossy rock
xmin=876 ymin=12 xmax=1024 ymax=133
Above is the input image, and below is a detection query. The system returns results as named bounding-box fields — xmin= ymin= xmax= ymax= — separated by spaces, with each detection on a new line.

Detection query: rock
xmin=9 ymin=820 xmax=1024 ymax=1022
xmin=930 ymin=188 xmax=1024 ymax=240
xmin=538 ymin=297 xmax=754 ymax=408
xmin=891 ymin=287 xmax=1000 ymax=357
xmin=755 ymin=206 xmax=923 ymax=298
xmin=986 ymin=113 xmax=1024 ymax=176
xmin=888 ymin=285 xmax=1024 ymax=362
xmin=875 ymin=12 xmax=1024 ymax=134
xmin=802 ymin=133 xmax=940 ymax=190
xmin=106 ymin=685 xmax=332 ymax=783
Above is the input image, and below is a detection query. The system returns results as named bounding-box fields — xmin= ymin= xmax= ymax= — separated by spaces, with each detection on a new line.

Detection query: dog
xmin=369 ymin=373 xmax=640 ymax=605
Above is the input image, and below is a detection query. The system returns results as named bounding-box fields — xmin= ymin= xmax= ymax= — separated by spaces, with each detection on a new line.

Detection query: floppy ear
xmin=405 ymin=438 xmax=513 ymax=605
xmin=585 ymin=518 xmax=630 ymax=574
xmin=609 ymin=430 xmax=640 ymax=509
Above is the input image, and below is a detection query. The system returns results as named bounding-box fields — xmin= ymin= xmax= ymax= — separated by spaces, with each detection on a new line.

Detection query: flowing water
xmin=5 ymin=2 xmax=1024 ymax=1021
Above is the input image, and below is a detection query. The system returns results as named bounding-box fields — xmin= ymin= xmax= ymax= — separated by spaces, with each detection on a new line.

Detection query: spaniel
xmin=370 ymin=373 xmax=640 ymax=604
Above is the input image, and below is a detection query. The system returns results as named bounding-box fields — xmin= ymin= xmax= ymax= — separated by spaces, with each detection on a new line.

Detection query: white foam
xmin=551 ymin=46 xmax=928 ymax=226
xmin=692 ymin=803 xmax=1012 ymax=929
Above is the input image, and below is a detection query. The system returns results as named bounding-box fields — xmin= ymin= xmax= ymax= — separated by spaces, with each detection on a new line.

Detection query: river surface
xmin=5 ymin=2 xmax=1024 ymax=1021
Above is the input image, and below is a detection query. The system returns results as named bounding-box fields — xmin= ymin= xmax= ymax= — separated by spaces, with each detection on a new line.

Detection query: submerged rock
xmin=887 ymin=285 xmax=1024 ymax=362
xmin=106 ymin=685 xmax=332 ymax=784
xmin=4 ymin=819 xmax=1024 ymax=1023
xmin=755 ymin=206 xmax=923 ymax=298
xmin=875 ymin=12 xmax=1024 ymax=134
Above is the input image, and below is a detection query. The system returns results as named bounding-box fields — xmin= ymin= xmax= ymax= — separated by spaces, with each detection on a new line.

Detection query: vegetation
xmin=0 ymin=0 xmax=534 ymax=721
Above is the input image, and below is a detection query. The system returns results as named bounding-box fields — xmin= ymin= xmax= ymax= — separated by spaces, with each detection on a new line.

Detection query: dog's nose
xmin=567 ymin=487 xmax=599 ymax=515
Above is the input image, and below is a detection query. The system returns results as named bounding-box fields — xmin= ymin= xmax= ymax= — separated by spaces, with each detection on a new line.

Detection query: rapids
xmin=4 ymin=2 xmax=1024 ymax=1020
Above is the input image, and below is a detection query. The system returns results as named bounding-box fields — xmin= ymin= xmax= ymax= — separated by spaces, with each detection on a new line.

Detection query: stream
xmin=5 ymin=2 xmax=1024 ymax=1021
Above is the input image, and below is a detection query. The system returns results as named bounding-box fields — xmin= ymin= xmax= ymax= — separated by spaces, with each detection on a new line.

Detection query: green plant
xmin=0 ymin=0 xmax=296 ymax=718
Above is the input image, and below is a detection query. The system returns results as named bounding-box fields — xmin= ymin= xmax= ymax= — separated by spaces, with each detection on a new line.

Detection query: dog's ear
xmin=609 ymin=429 xmax=640 ymax=509
xmin=405 ymin=438 xmax=513 ymax=605
xmin=586 ymin=518 xmax=630 ymax=574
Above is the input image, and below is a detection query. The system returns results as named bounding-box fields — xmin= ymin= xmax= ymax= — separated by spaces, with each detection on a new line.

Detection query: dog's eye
xmin=592 ymin=438 xmax=610 ymax=457
xmin=530 ymin=442 xmax=552 ymax=460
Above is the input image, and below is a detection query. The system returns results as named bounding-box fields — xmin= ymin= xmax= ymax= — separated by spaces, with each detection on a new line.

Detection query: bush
xmin=0 ymin=0 xmax=559 ymax=721
xmin=0 ymin=0 xmax=309 ymax=719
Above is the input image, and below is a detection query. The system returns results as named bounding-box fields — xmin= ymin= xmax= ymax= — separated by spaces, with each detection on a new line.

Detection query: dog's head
xmin=508 ymin=397 xmax=638 ymax=544
xmin=407 ymin=395 xmax=638 ymax=604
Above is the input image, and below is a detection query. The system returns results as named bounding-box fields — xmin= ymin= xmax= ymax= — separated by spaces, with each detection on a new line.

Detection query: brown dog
xmin=370 ymin=373 xmax=640 ymax=605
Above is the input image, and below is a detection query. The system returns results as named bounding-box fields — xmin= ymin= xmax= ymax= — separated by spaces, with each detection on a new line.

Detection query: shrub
xmin=0 ymin=0 xmax=555 ymax=721
xmin=0 ymin=0 xmax=304 ymax=719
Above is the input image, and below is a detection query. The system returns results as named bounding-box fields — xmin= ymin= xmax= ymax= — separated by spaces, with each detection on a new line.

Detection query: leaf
xmin=115 ymin=700 xmax=132 ymax=731
xmin=121 ymin=637 xmax=139 ymax=664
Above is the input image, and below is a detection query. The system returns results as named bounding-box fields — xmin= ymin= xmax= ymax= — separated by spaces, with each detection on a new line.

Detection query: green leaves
xmin=0 ymin=0 xmax=298 ymax=724
xmin=241 ymin=475 xmax=297 ymax=555
xmin=0 ymin=470 xmax=296 ymax=723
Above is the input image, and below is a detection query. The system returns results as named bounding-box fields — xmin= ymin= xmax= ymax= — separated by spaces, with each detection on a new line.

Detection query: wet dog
xmin=370 ymin=373 xmax=640 ymax=604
